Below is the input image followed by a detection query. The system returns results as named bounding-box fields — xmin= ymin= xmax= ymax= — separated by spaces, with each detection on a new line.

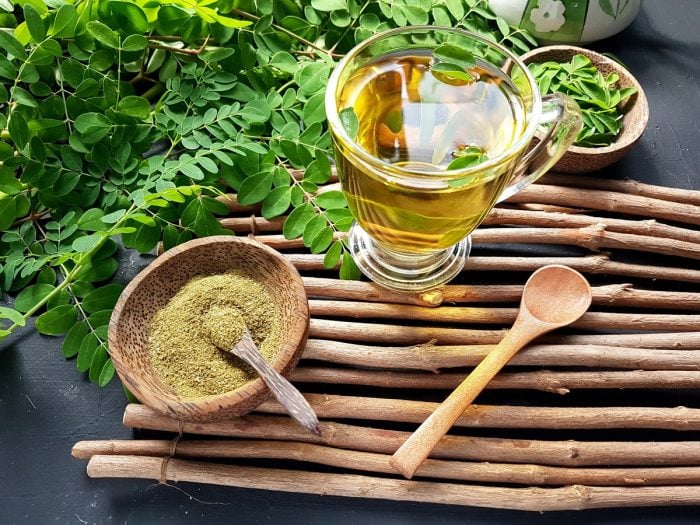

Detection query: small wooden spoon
xmin=390 ymin=265 xmax=592 ymax=479
xmin=203 ymin=307 xmax=321 ymax=436
xmin=226 ymin=329 xmax=321 ymax=436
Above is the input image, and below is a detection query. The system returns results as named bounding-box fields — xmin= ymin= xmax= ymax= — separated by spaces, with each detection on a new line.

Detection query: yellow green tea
xmin=336 ymin=50 xmax=526 ymax=253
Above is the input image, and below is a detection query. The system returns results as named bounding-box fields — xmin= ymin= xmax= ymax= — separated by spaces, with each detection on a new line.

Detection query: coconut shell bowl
xmin=521 ymin=45 xmax=649 ymax=173
xmin=108 ymin=236 xmax=309 ymax=422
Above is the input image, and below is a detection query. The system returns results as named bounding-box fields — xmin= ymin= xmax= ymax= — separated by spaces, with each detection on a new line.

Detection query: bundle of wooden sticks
xmin=74 ymin=174 xmax=700 ymax=511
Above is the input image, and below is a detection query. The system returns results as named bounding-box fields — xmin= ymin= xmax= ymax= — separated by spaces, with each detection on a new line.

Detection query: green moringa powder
xmin=148 ymin=271 xmax=283 ymax=399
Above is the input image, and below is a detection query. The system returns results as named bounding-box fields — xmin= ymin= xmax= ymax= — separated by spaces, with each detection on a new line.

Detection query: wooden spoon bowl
xmin=108 ymin=236 xmax=309 ymax=422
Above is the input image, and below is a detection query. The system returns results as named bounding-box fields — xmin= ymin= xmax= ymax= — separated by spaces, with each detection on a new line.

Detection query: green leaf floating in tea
xmin=448 ymin=145 xmax=489 ymax=171
xmin=339 ymin=107 xmax=359 ymax=140
xmin=447 ymin=146 xmax=490 ymax=188
xmin=431 ymin=43 xmax=477 ymax=84
xmin=384 ymin=110 xmax=404 ymax=134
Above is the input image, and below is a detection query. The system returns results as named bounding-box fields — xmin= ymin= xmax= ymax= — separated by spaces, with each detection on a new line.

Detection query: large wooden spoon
xmin=390 ymin=265 xmax=592 ymax=479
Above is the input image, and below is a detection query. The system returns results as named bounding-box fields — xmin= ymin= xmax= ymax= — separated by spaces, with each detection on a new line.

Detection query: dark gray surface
xmin=2 ymin=2 xmax=700 ymax=523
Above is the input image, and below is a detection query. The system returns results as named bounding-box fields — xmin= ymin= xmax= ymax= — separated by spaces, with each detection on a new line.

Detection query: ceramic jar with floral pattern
xmin=488 ymin=0 xmax=642 ymax=44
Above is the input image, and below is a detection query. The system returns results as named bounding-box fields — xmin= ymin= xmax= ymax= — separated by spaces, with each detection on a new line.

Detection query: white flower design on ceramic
xmin=529 ymin=0 xmax=567 ymax=33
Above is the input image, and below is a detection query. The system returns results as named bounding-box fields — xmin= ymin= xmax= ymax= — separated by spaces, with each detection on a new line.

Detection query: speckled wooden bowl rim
xmin=108 ymin=236 xmax=309 ymax=422
xmin=521 ymin=45 xmax=649 ymax=156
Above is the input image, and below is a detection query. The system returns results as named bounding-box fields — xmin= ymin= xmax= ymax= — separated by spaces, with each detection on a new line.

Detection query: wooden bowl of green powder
xmin=108 ymin=236 xmax=309 ymax=422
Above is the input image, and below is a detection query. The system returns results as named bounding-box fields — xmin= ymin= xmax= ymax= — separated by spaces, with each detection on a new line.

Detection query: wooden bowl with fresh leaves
xmin=108 ymin=236 xmax=309 ymax=422
xmin=522 ymin=45 xmax=649 ymax=173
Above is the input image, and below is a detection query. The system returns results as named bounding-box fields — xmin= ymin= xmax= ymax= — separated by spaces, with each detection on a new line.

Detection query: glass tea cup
xmin=325 ymin=26 xmax=582 ymax=292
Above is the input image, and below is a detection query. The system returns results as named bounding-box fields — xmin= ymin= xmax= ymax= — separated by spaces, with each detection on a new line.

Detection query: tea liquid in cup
xmin=326 ymin=27 xmax=582 ymax=291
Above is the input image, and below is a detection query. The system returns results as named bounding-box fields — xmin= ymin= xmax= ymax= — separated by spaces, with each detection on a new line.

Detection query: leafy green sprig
xmin=0 ymin=0 xmax=534 ymax=388
xmin=529 ymin=54 xmax=637 ymax=147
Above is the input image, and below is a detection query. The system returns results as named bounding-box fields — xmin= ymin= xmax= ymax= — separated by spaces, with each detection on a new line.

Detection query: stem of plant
xmin=231 ymin=9 xmax=342 ymax=59
xmin=3 ymin=205 xmax=137 ymax=335
xmin=327 ymin=0 xmax=371 ymax=54
xmin=141 ymin=82 xmax=165 ymax=102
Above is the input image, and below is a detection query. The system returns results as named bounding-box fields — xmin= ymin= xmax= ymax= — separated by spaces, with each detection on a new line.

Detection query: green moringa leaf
xmin=339 ymin=107 xmax=359 ymax=140
xmin=13 ymin=283 xmax=56 ymax=313
xmin=118 ymin=96 xmax=151 ymax=119
xmin=433 ymin=43 xmax=476 ymax=72
xmin=0 ymin=196 xmax=16 ymax=231
xmin=109 ymin=1 xmax=149 ymax=34
xmin=62 ymin=321 xmax=88 ymax=358
xmin=72 ymin=233 xmax=103 ymax=253
xmin=23 ymin=4 xmax=45 ymax=42
xmin=0 ymin=31 xmax=27 ymax=60
xmin=75 ymin=257 xmax=119 ymax=283
xmin=35 ymin=304 xmax=79 ymax=336
xmin=36 ymin=267 xmax=57 ymax=285
xmin=310 ymin=226 xmax=333 ymax=254
xmin=51 ymin=4 xmax=78 ymax=37
xmin=311 ymin=0 xmax=347 ymax=11
xmin=98 ymin=358 xmax=116 ymax=387
xmin=121 ymin=220 xmax=161 ymax=253
xmin=431 ymin=62 xmax=473 ymax=82
xmin=315 ymin=190 xmax=347 ymax=210
xmin=86 ymin=21 xmax=119 ymax=48
xmin=157 ymin=5 xmax=190 ymax=34
xmin=121 ymin=34 xmax=148 ymax=52
xmin=339 ymin=251 xmax=361 ymax=280
xmin=261 ymin=186 xmax=292 ymax=218
xmin=76 ymin=334 xmax=99 ymax=372
xmin=89 ymin=345 xmax=109 ymax=383
xmin=237 ymin=171 xmax=273 ymax=205
xmin=0 ymin=306 xmax=26 ymax=326
xmin=323 ymin=240 xmax=343 ymax=269
xmin=283 ymin=203 xmax=315 ymax=239
xmin=81 ymin=284 xmax=124 ymax=313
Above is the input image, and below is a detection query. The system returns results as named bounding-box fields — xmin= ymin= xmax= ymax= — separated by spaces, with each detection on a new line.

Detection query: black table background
xmin=2 ymin=2 xmax=700 ymax=523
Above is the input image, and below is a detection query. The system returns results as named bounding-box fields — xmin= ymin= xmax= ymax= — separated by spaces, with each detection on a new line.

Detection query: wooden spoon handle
xmin=230 ymin=331 xmax=321 ymax=436
xmin=390 ymin=328 xmax=536 ymax=479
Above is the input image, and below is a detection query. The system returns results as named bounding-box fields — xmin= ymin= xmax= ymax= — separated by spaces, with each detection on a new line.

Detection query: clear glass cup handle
xmin=498 ymin=93 xmax=582 ymax=203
